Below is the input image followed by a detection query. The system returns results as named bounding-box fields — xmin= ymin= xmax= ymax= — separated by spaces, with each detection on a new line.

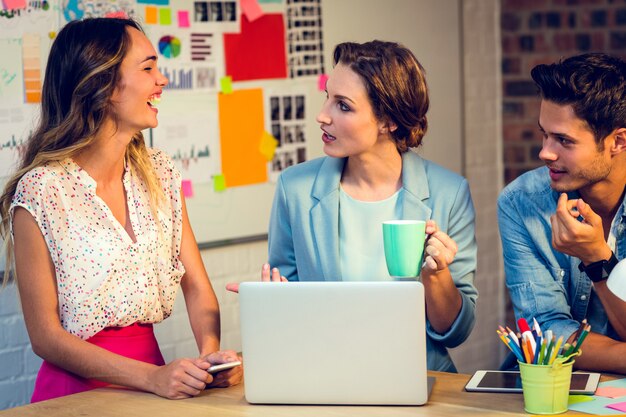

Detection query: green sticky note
xmin=213 ymin=174 xmax=226 ymax=192
xmin=220 ymin=76 xmax=232 ymax=94
xmin=159 ymin=8 xmax=172 ymax=25
xmin=568 ymin=394 xmax=594 ymax=404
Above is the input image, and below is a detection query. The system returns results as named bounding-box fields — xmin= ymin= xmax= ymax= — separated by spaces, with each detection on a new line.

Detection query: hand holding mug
xmin=422 ymin=220 xmax=457 ymax=274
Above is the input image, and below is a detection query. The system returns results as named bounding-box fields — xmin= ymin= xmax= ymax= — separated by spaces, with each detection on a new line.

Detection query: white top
xmin=10 ymin=149 xmax=185 ymax=339
xmin=338 ymin=186 xmax=402 ymax=281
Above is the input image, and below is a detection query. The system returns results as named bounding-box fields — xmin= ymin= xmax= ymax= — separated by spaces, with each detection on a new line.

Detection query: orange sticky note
xmin=145 ymin=6 xmax=158 ymax=24
xmin=218 ymin=89 xmax=267 ymax=187
xmin=181 ymin=179 xmax=193 ymax=197
xmin=595 ymin=386 xmax=626 ymax=399
xmin=259 ymin=131 xmax=278 ymax=161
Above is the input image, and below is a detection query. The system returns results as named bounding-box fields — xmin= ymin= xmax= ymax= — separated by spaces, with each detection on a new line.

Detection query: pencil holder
xmin=518 ymin=353 xmax=579 ymax=415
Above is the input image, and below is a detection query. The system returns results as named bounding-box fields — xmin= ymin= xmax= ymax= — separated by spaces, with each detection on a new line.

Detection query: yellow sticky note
xmin=220 ymin=76 xmax=232 ymax=94
xmin=259 ymin=131 xmax=278 ymax=161
xmin=145 ymin=6 xmax=158 ymax=24
xmin=159 ymin=8 xmax=172 ymax=25
xmin=213 ymin=174 xmax=226 ymax=192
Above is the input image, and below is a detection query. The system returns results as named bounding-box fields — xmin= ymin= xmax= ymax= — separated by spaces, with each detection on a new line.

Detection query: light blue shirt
xmin=268 ymin=151 xmax=478 ymax=372
xmin=498 ymin=166 xmax=626 ymax=344
xmin=338 ymin=186 xmax=402 ymax=281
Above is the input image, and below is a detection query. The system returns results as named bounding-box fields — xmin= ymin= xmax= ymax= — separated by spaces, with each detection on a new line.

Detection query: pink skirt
xmin=31 ymin=323 xmax=165 ymax=403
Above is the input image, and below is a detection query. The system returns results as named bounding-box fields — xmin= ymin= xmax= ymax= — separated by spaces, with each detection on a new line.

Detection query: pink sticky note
xmin=595 ymin=386 xmax=626 ymax=399
xmin=178 ymin=10 xmax=190 ymax=27
xmin=317 ymin=74 xmax=328 ymax=91
xmin=607 ymin=401 xmax=626 ymax=412
xmin=105 ymin=10 xmax=128 ymax=18
xmin=4 ymin=0 xmax=27 ymax=9
xmin=241 ymin=0 xmax=264 ymax=22
xmin=181 ymin=179 xmax=193 ymax=197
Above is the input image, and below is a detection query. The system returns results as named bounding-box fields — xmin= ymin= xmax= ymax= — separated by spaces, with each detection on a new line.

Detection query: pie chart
xmin=158 ymin=35 xmax=182 ymax=59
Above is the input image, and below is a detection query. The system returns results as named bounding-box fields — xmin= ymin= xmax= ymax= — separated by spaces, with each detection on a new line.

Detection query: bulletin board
xmin=0 ymin=0 xmax=463 ymax=250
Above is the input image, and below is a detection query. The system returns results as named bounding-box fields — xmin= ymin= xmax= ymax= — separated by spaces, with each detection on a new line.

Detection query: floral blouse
xmin=10 ymin=149 xmax=185 ymax=340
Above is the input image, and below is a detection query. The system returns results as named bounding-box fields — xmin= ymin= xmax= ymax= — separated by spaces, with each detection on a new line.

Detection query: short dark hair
xmin=531 ymin=53 xmax=626 ymax=146
xmin=333 ymin=41 xmax=429 ymax=152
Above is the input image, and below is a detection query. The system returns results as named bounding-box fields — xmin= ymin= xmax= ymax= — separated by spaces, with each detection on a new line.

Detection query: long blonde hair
xmin=0 ymin=18 xmax=164 ymax=284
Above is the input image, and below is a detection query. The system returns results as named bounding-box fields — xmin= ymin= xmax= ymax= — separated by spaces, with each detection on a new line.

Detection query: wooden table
xmin=0 ymin=371 xmax=589 ymax=416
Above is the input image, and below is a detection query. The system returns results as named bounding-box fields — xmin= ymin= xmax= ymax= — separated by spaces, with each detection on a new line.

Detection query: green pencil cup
xmin=518 ymin=357 xmax=576 ymax=415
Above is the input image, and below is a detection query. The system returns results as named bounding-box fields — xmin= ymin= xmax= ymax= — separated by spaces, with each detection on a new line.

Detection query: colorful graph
xmin=158 ymin=35 xmax=181 ymax=59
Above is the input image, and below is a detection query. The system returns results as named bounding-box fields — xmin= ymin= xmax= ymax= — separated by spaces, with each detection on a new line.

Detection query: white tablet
xmin=465 ymin=370 xmax=600 ymax=395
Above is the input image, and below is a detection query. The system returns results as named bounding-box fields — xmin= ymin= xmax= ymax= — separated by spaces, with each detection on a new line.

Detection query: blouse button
xmin=580 ymin=295 xmax=587 ymax=301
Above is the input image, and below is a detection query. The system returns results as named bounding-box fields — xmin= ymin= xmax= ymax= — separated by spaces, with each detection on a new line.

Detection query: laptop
xmin=239 ymin=281 xmax=428 ymax=405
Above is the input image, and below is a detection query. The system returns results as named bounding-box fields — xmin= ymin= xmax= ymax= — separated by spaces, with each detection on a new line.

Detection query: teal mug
xmin=382 ymin=220 xmax=426 ymax=278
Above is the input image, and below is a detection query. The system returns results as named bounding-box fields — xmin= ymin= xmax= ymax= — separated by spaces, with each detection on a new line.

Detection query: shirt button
xmin=581 ymin=295 xmax=587 ymax=300
xmin=560 ymin=270 xmax=565 ymax=277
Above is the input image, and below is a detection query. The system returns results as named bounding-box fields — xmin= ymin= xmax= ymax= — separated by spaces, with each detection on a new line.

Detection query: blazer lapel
xmin=310 ymin=157 xmax=344 ymax=281
xmin=401 ymin=151 xmax=432 ymax=221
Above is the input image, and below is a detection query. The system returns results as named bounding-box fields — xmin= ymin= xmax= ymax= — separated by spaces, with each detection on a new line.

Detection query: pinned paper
xmin=181 ymin=179 xmax=193 ymax=197
xmin=22 ymin=34 xmax=42 ymax=103
xmin=145 ymin=6 xmax=158 ymax=24
xmin=568 ymin=395 xmax=595 ymax=405
xmin=159 ymin=8 xmax=172 ymax=24
xmin=595 ymin=387 xmax=626 ymax=399
xmin=218 ymin=88 xmax=267 ymax=187
xmin=178 ymin=10 xmax=190 ymax=27
xmin=259 ymin=131 xmax=278 ymax=161
xmin=607 ymin=402 xmax=626 ymax=412
xmin=317 ymin=74 xmax=328 ymax=91
xmin=223 ymin=14 xmax=287 ymax=82
xmin=220 ymin=76 xmax=232 ymax=94
xmin=3 ymin=0 xmax=27 ymax=9
xmin=213 ymin=174 xmax=226 ymax=192
xmin=240 ymin=0 xmax=264 ymax=22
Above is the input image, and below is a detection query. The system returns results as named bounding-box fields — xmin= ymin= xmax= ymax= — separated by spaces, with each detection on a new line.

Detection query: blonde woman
xmin=0 ymin=18 xmax=241 ymax=402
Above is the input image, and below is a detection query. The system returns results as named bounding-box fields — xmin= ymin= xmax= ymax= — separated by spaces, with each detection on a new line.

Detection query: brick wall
xmin=501 ymin=0 xmax=626 ymax=184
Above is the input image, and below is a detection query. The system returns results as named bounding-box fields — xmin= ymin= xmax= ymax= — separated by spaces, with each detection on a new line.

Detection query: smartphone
xmin=207 ymin=360 xmax=241 ymax=374
xmin=465 ymin=370 xmax=600 ymax=394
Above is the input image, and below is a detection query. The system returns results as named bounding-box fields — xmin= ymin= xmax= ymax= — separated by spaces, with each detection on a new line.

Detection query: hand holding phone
xmin=208 ymin=360 xmax=242 ymax=374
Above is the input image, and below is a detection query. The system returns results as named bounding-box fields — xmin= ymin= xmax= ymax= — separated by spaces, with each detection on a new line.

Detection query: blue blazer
xmin=268 ymin=151 xmax=478 ymax=372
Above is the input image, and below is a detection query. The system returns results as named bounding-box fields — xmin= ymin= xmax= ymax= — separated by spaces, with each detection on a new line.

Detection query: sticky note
xmin=220 ymin=76 xmax=232 ymax=94
xmin=213 ymin=174 xmax=226 ymax=192
xmin=317 ymin=74 xmax=328 ymax=91
xmin=159 ymin=8 xmax=172 ymax=25
xmin=181 ymin=180 xmax=193 ymax=197
xmin=4 ymin=0 xmax=27 ymax=9
xmin=138 ymin=0 xmax=168 ymax=4
xmin=568 ymin=394 xmax=594 ymax=405
xmin=259 ymin=131 xmax=278 ymax=161
xmin=607 ymin=401 xmax=626 ymax=412
xmin=241 ymin=0 xmax=264 ymax=22
xmin=105 ymin=10 xmax=127 ymax=18
xmin=145 ymin=6 xmax=158 ymax=24
xmin=595 ymin=386 xmax=626 ymax=399
xmin=178 ymin=10 xmax=190 ymax=27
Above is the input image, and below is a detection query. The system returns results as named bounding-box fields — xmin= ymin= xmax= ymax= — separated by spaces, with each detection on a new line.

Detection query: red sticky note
xmin=223 ymin=14 xmax=287 ymax=82
xmin=240 ymin=0 xmax=263 ymax=22
xmin=178 ymin=10 xmax=190 ymax=27
xmin=181 ymin=179 xmax=193 ymax=197
xmin=317 ymin=74 xmax=328 ymax=91
xmin=4 ymin=0 xmax=27 ymax=9
xmin=105 ymin=10 xmax=128 ymax=18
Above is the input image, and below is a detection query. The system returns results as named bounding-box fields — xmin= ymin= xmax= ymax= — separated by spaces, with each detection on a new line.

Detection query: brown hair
xmin=333 ymin=41 xmax=429 ymax=152
xmin=0 ymin=18 xmax=164 ymax=284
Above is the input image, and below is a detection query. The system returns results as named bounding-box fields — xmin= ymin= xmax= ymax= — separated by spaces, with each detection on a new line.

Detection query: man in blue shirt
xmin=498 ymin=53 xmax=626 ymax=372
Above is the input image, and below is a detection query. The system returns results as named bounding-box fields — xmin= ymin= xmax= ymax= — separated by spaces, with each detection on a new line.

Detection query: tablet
xmin=465 ymin=370 xmax=600 ymax=394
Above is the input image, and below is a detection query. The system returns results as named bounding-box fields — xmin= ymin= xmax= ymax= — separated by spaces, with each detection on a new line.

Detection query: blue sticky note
xmin=137 ymin=0 xmax=169 ymax=5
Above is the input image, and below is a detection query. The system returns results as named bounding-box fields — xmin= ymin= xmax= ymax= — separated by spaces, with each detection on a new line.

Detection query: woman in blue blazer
xmin=262 ymin=41 xmax=477 ymax=372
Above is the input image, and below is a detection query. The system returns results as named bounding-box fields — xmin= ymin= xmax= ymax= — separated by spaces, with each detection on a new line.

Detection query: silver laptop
xmin=239 ymin=281 xmax=428 ymax=405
